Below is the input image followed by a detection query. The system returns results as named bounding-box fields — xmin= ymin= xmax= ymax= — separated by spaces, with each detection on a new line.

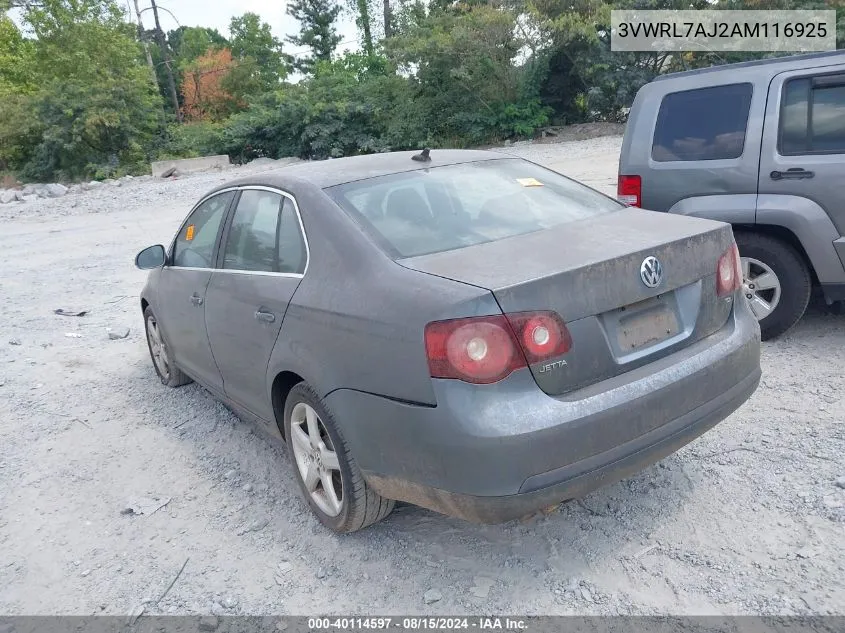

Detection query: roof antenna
xmin=412 ymin=148 xmax=431 ymax=162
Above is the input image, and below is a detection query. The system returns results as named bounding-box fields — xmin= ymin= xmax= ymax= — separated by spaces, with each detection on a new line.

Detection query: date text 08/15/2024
xmin=308 ymin=618 xmax=528 ymax=631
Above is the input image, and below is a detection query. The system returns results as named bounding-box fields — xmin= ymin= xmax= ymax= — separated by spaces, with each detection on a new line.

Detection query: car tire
xmin=734 ymin=232 xmax=811 ymax=341
xmin=283 ymin=382 xmax=394 ymax=533
xmin=143 ymin=306 xmax=192 ymax=388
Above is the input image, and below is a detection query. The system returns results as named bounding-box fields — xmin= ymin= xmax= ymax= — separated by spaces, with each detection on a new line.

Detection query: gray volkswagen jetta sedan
xmin=135 ymin=150 xmax=761 ymax=533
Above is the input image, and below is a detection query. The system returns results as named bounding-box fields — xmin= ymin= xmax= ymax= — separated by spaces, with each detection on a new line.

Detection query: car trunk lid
xmin=400 ymin=208 xmax=736 ymax=396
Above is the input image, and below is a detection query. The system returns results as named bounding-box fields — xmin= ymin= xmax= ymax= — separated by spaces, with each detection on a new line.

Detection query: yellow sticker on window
xmin=517 ymin=178 xmax=544 ymax=187
xmin=185 ymin=225 xmax=195 ymax=241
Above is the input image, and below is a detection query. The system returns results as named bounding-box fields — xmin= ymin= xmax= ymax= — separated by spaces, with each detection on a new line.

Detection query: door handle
xmin=770 ymin=168 xmax=814 ymax=180
xmin=190 ymin=294 xmax=204 ymax=306
xmin=254 ymin=310 xmax=276 ymax=323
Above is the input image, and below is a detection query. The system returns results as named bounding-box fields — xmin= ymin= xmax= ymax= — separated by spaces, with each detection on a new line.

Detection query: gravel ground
xmin=1 ymin=136 xmax=844 ymax=617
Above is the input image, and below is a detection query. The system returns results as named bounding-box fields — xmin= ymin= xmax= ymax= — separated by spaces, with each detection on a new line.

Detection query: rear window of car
xmin=652 ymin=83 xmax=753 ymax=162
xmin=325 ymin=158 xmax=622 ymax=258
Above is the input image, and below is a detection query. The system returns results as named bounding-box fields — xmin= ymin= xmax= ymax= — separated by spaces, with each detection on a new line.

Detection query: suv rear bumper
xmin=325 ymin=298 xmax=761 ymax=523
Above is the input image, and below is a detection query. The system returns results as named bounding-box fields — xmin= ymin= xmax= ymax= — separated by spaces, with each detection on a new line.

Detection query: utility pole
xmin=150 ymin=0 xmax=182 ymax=122
xmin=132 ymin=0 xmax=156 ymax=83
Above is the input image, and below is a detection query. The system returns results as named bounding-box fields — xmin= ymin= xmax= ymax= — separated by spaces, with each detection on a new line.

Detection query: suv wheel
xmin=283 ymin=383 xmax=394 ymax=533
xmin=734 ymin=232 xmax=811 ymax=340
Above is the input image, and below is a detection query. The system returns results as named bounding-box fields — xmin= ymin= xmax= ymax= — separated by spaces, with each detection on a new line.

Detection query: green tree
xmin=0 ymin=14 xmax=37 ymax=95
xmin=286 ymin=0 xmax=343 ymax=73
xmin=388 ymin=2 xmax=547 ymax=143
xmin=5 ymin=0 xmax=164 ymax=180
xmin=229 ymin=12 xmax=290 ymax=91
xmin=168 ymin=26 xmax=228 ymax=64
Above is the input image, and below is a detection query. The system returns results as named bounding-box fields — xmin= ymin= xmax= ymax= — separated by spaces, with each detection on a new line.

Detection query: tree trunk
xmin=383 ymin=0 xmax=392 ymax=39
xmin=150 ymin=0 xmax=182 ymax=122
xmin=132 ymin=0 xmax=156 ymax=84
xmin=356 ymin=0 xmax=374 ymax=57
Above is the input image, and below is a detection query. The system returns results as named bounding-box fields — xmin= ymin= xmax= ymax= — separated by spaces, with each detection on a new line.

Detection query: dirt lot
xmin=1 ymin=136 xmax=844 ymax=617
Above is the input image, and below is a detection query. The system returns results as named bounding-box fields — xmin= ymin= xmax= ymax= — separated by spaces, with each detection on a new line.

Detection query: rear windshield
xmin=326 ymin=158 xmax=622 ymax=258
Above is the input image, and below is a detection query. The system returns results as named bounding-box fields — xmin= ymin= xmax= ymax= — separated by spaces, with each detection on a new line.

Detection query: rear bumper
xmin=325 ymin=298 xmax=761 ymax=523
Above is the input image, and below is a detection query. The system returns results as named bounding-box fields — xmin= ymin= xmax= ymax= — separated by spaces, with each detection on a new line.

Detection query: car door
xmin=759 ymin=66 xmax=845 ymax=237
xmin=156 ymin=190 xmax=235 ymax=392
xmin=204 ymin=187 xmax=308 ymax=420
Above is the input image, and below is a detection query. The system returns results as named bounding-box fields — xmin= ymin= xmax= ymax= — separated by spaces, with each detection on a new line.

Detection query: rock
xmin=835 ymin=476 xmax=845 ymax=489
xmin=103 ymin=179 xmax=118 ymax=186
xmin=242 ymin=483 xmax=253 ymax=492
xmin=423 ymin=589 xmax=442 ymax=605
xmin=580 ymin=586 xmax=594 ymax=603
xmin=14 ymin=190 xmax=25 ymax=201
xmin=8 ymin=338 xmax=21 ymax=346
xmin=21 ymin=194 xmax=38 ymax=203
xmin=22 ymin=184 xmax=37 ymax=195
xmin=256 ymin=483 xmax=269 ymax=493
xmin=0 ymin=190 xmax=15 ymax=204
xmin=277 ymin=561 xmax=293 ymax=575
xmin=470 ymin=585 xmax=490 ymax=599
xmin=316 ymin=568 xmax=327 ymax=579
xmin=44 ymin=183 xmax=68 ymax=198
xmin=108 ymin=328 xmax=130 ymax=340
xmin=221 ymin=596 xmax=239 ymax=609
xmin=81 ymin=569 xmax=91 ymax=577
xmin=160 ymin=167 xmax=180 ymax=179
xmin=210 ymin=602 xmax=226 ymax=616
xmin=199 ymin=615 xmax=220 ymax=631
xmin=86 ymin=180 xmax=102 ymax=189
xmin=224 ymin=469 xmax=237 ymax=479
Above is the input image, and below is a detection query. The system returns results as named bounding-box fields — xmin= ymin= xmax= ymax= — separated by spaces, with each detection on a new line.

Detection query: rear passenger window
xmin=652 ymin=83 xmax=753 ymax=162
xmin=780 ymin=75 xmax=845 ymax=155
xmin=222 ymin=189 xmax=307 ymax=274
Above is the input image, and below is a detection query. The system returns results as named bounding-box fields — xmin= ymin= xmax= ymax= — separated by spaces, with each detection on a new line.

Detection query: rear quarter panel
xmin=265 ymin=184 xmax=501 ymax=407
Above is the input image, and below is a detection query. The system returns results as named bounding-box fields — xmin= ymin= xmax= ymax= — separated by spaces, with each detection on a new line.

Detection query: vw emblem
xmin=640 ymin=256 xmax=663 ymax=288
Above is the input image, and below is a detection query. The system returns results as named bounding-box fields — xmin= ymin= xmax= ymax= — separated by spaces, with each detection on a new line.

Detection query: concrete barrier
xmin=150 ymin=155 xmax=231 ymax=178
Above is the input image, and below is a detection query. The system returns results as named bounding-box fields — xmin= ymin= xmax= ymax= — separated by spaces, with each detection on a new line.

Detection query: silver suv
xmin=619 ymin=51 xmax=845 ymax=340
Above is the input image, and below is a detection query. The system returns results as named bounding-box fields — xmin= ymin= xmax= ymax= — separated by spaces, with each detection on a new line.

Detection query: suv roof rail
xmin=651 ymin=50 xmax=845 ymax=82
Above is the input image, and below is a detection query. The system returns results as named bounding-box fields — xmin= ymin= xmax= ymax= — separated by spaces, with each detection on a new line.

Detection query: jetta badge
xmin=640 ymin=256 xmax=663 ymax=288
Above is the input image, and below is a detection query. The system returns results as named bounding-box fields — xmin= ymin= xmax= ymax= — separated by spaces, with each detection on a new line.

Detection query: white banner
xmin=611 ymin=10 xmax=836 ymax=52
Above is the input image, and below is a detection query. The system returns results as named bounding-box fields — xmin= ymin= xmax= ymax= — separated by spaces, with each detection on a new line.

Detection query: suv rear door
xmin=759 ymin=65 xmax=845 ymax=237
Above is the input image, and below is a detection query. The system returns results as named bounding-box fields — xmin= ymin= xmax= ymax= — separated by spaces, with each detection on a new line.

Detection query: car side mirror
xmin=135 ymin=245 xmax=167 ymax=270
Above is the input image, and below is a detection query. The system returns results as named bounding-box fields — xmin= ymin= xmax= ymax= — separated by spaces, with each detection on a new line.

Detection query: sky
xmin=129 ymin=0 xmax=361 ymax=59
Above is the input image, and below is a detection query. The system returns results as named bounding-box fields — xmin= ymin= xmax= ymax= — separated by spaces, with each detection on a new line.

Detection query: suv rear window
xmin=326 ymin=158 xmax=622 ymax=258
xmin=652 ymin=83 xmax=753 ymax=162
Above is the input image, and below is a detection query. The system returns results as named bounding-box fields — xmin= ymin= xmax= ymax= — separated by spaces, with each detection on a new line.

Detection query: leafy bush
xmin=158 ymin=122 xmax=225 ymax=160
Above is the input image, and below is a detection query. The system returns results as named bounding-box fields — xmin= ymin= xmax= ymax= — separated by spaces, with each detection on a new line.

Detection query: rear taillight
xmin=424 ymin=312 xmax=572 ymax=384
xmin=717 ymin=243 xmax=742 ymax=297
xmin=617 ymin=174 xmax=642 ymax=207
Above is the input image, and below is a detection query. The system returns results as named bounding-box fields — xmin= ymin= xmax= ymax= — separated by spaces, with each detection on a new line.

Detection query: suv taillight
xmin=617 ymin=175 xmax=641 ymax=207
xmin=424 ymin=312 xmax=572 ymax=384
xmin=717 ymin=243 xmax=742 ymax=297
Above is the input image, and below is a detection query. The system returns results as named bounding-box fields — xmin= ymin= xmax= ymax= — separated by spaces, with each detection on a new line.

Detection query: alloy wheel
xmin=146 ymin=315 xmax=171 ymax=380
xmin=741 ymin=256 xmax=782 ymax=321
xmin=290 ymin=402 xmax=344 ymax=517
